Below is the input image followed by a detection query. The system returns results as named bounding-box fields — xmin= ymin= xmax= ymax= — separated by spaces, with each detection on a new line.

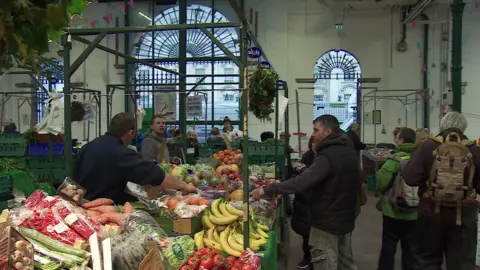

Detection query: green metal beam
xmin=71 ymin=36 xmax=184 ymax=77
xmin=178 ymin=0 xmax=187 ymax=134
xmin=134 ymin=56 xmax=234 ymax=63
xmin=421 ymin=14 xmax=430 ymax=129
xmin=451 ymin=0 xmax=465 ymax=113
xmin=69 ymin=33 xmax=106 ymax=77
xmin=198 ymin=27 xmax=242 ymax=68
xmin=186 ymin=76 xmax=207 ymax=95
xmin=125 ymin=4 xmax=131 ymax=113
xmin=66 ymin=22 xmax=241 ymax=36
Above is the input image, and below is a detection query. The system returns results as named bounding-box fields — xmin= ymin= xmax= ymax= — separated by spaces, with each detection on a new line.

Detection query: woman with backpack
xmin=375 ymin=127 xmax=418 ymax=270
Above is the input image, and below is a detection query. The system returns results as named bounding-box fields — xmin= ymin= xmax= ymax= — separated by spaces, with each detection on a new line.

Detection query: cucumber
xmin=17 ymin=227 xmax=89 ymax=258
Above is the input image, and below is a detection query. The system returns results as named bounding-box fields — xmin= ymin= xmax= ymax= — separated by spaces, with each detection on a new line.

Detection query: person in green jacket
xmin=376 ymin=127 xmax=417 ymax=270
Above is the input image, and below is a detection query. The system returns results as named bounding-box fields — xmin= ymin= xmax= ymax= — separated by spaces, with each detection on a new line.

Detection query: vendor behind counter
xmin=75 ymin=112 xmax=197 ymax=205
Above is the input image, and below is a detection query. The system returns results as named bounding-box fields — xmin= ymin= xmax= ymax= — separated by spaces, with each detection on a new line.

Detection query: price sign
xmin=186 ymin=96 xmax=203 ymax=117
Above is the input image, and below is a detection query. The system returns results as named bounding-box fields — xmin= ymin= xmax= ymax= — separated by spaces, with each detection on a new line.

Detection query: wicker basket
xmin=0 ymin=227 xmax=34 ymax=270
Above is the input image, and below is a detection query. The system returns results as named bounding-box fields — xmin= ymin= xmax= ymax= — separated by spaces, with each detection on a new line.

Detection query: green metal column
xmin=421 ymin=14 xmax=429 ymax=129
xmin=178 ymin=0 xmax=187 ymax=133
xmin=451 ymin=0 xmax=465 ymax=113
xmin=239 ymin=0 xmax=250 ymax=249
xmin=124 ymin=0 xmax=131 ymax=112
xmin=63 ymin=35 xmax=73 ymax=178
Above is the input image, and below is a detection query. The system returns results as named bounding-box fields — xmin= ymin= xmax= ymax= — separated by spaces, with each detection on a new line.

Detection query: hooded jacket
xmin=264 ymin=134 xmax=360 ymax=235
xmin=140 ymin=130 xmax=170 ymax=162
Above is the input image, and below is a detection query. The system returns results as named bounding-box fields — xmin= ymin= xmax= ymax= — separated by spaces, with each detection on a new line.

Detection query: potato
xmin=14 ymin=240 xmax=28 ymax=251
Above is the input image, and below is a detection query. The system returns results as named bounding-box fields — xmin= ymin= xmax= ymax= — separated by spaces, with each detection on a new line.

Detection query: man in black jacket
xmin=251 ymin=115 xmax=359 ymax=270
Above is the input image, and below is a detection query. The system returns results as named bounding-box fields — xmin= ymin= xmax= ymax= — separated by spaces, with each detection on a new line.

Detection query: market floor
xmin=278 ymin=192 xmax=401 ymax=270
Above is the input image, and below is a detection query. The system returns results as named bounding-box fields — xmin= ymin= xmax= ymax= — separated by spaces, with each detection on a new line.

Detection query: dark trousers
xmin=378 ymin=215 xmax=417 ymax=270
xmin=302 ymin=235 xmax=311 ymax=261
xmin=414 ymin=211 xmax=477 ymax=270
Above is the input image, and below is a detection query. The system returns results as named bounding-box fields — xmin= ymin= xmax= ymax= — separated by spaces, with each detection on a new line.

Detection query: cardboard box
xmin=155 ymin=213 xmax=203 ymax=235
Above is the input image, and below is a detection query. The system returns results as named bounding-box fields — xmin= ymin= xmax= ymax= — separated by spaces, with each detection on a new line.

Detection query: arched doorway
xmin=37 ymin=58 xmax=64 ymax=122
xmin=134 ymin=4 xmax=240 ymax=141
xmin=313 ymin=49 xmax=361 ymax=129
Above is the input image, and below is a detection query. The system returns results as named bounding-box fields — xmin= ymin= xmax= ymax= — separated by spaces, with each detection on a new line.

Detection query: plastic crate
xmin=0 ymin=134 xmax=26 ymax=144
xmin=0 ymin=176 xmax=12 ymax=195
xmin=248 ymin=142 xmax=285 ymax=156
xmin=28 ymin=143 xmax=66 ymax=156
xmin=198 ymin=142 xmax=227 ymax=157
xmin=0 ymin=144 xmax=27 ymax=157
xmin=142 ymin=108 xmax=153 ymax=124
xmin=30 ymin=169 xmax=64 ymax=184
xmin=27 ymin=156 xmax=66 ymax=169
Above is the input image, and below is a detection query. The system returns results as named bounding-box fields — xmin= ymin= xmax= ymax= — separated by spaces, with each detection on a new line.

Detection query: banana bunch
xmin=201 ymin=199 xmax=241 ymax=228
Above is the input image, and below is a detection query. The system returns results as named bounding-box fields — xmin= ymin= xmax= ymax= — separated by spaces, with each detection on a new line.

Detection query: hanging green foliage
xmin=248 ymin=67 xmax=279 ymax=122
xmin=0 ymin=0 xmax=90 ymax=74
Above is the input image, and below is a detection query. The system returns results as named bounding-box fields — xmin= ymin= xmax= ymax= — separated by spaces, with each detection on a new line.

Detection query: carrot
xmin=122 ymin=202 xmax=133 ymax=214
xmin=92 ymin=216 xmax=109 ymax=225
xmin=86 ymin=210 xmax=101 ymax=217
xmin=100 ymin=212 xmax=126 ymax=227
xmin=82 ymin=198 xmax=114 ymax=209
xmin=89 ymin=205 xmax=117 ymax=213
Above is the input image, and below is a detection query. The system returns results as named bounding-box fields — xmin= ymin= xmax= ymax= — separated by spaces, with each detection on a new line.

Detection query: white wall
xmin=2 ymin=0 xmax=480 ymax=146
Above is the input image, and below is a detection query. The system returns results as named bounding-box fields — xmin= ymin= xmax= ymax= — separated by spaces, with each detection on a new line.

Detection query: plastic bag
xmin=239 ymin=249 xmax=262 ymax=269
xmin=125 ymin=182 xmax=149 ymax=200
xmin=57 ymin=178 xmax=86 ymax=205
xmin=111 ymin=232 xmax=149 ymax=270
xmin=52 ymin=201 xmax=102 ymax=239
xmin=24 ymin=190 xmax=60 ymax=210
xmin=161 ymin=236 xmax=195 ymax=269
xmin=124 ymin=210 xmax=169 ymax=247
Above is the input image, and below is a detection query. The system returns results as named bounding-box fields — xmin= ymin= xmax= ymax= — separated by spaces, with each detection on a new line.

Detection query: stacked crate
xmin=0 ymin=134 xmax=27 ymax=157
xmin=27 ymin=143 xmax=69 ymax=184
xmin=248 ymin=142 xmax=285 ymax=178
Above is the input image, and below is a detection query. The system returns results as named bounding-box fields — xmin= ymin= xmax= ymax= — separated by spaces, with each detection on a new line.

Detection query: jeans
xmin=309 ymin=227 xmax=357 ymax=270
xmin=378 ymin=215 xmax=417 ymax=270
xmin=303 ymin=235 xmax=312 ymax=261
xmin=414 ymin=211 xmax=477 ymax=270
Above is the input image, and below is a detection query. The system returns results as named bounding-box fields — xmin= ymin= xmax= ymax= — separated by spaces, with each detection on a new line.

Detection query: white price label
xmin=53 ymin=222 xmax=69 ymax=234
xmin=64 ymin=213 xmax=78 ymax=225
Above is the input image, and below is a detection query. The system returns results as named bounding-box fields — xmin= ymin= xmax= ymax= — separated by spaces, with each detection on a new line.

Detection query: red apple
xmin=241 ymin=264 xmax=255 ymax=270
xmin=213 ymin=254 xmax=225 ymax=266
xmin=200 ymin=255 xmax=214 ymax=269
xmin=187 ymin=257 xmax=200 ymax=269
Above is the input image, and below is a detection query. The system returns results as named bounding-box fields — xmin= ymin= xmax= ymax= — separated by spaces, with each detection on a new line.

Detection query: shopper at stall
xmin=222 ymin=116 xmax=240 ymax=142
xmin=140 ymin=115 xmax=170 ymax=162
xmin=250 ymin=114 xmax=359 ymax=270
xmin=375 ymin=127 xmax=417 ymax=270
xmin=207 ymin=127 xmax=223 ymax=142
xmin=260 ymin=131 xmax=274 ymax=142
xmin=291 ymin=134 xmax=316 ymax=269
xmin=346 ymin=123 xmax=366 ymax=155
xmin=403 ymin=112 xmax=480 ymax=270
xmin=75 ymin=112 xmax=197 ymax=205
xmin=187 ymin=130 xmax=199 ymax=157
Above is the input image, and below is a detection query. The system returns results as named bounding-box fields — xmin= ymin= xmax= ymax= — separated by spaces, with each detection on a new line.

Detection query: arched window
xmin=37 ymin=59 xmax=64 ymax=122
xmin=135 ymin=4 xmax=240 ymax=141
xmin=313 ymin=49 xmax=361 ymax=128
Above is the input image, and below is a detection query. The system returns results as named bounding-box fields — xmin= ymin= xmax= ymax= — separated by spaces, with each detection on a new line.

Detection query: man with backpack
xmin=376 ymin=127 xmax=418 ymax=270
xmin=403 ymin=112 xmax=480 ymax=270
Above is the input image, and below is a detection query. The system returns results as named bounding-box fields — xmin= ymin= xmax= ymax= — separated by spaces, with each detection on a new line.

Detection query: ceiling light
xmin=138 ymin=11 xmax=152 ymax=22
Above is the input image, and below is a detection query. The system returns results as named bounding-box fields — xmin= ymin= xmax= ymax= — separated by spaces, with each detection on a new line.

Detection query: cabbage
xmin=171 ymin=166 xmax=187 ymax=179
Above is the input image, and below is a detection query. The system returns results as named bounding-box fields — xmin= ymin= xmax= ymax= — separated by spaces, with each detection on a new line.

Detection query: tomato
xmin=233 ymin=261 xmax=243 ymax=268
xmin=224 ymin=260 xmax=234 ymax=270
xmin=167 ymin=199 xmax=179 ymax=210
xmin=200 ymin=247 xmax=216 ymax=256
xmin=193 ymin=251 xmax=203 ymax=258
xmin=187 ymin=257 xmax=200 ymax=269
xmin=200 ymin=255 xmax=214 ymax=269
xmin=231 ymin=266 xmax=242 ymax=270
xmin=180 ymin=266 xmax=193 ymax=270
xmin=250 ymin=256 xmax=261 ymax=266
xmin=241 ymin=264 xmax=255 ymax=270
xmin=213 ymin=254 xmax=225 ymax=266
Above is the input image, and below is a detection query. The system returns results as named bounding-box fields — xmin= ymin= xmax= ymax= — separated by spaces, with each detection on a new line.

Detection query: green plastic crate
xmin=142 ymin=108 xmax=153 ymax=124
xmin=0 ymin=175 xmax=12 ymax=194
xmin=248 ymin=142 xmax=285 ymax=156
xmin=30 ymin=169 xmax=65 ymax=184
xmin=0 ymin=134 xmax=26 ymax=144
xmin=27 ymin=156 xmax=66 ymax=169
xmin=198 ymin=142 xmax=227 ymax=157
xmin=0 ymin=144 xmax=27 ymax=157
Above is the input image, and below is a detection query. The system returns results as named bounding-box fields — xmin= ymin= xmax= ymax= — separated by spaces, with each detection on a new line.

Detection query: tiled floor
xmin=278 ymin=193 xmax=401 ymax=270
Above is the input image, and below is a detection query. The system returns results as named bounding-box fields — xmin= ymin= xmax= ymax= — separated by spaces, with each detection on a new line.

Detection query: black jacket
xmin=346 ymin=130 xmax=366 ymax=153
xmin=291 ymin=150 xmax=315 ymax=236
xmin=75 ymin=133 xmax=165 ymax=205
xmin=264 ymin=134 xmax=360 ymax=235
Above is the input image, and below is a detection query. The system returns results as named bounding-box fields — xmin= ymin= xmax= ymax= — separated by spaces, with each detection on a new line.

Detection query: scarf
xmin=145 ymin=129 xmax=166 ymax=143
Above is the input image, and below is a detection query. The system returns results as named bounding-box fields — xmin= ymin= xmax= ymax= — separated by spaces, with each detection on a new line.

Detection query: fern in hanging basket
xmin=71 ymin=101 xmax=86 ymax=122
xmin=248 ymin=67 xmax=279 ymax=122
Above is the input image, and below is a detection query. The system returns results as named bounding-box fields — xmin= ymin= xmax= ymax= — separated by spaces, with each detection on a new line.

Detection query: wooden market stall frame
xmin=60 ymin=0 xmax=289 ymax=251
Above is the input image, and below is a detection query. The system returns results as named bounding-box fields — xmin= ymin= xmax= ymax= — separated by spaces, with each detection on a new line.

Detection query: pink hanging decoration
xmin=103 ymin=13 xmax=113 ymax=24
xmin=436 ymin=99 xmax=440 ymax=106
xmin=431 ymin=89 xmax=435 ymax=97
xmin=128 ymin=0 xmax=135 ymax=8
xmin=82 ymin=24 xmax=88 ymax=29
xmin=119 ymin=4 xmax=126 ymax=14
xmin=418 ymin=51 xmax=422 ymax=58
xmin=421 ymin=64 xmax=427 ymax=73
xmin=89 ymin=21 xmax=97 ymax=28
xmin=412 ymin=21 xmax=416 ymax=27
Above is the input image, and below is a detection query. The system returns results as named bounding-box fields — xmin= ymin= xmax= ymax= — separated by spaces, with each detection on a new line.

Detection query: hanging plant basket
xmin=248 ymin=67 xmax=279 ymax=122
xmin=71 ymin=101 xmax=86 ymax=122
